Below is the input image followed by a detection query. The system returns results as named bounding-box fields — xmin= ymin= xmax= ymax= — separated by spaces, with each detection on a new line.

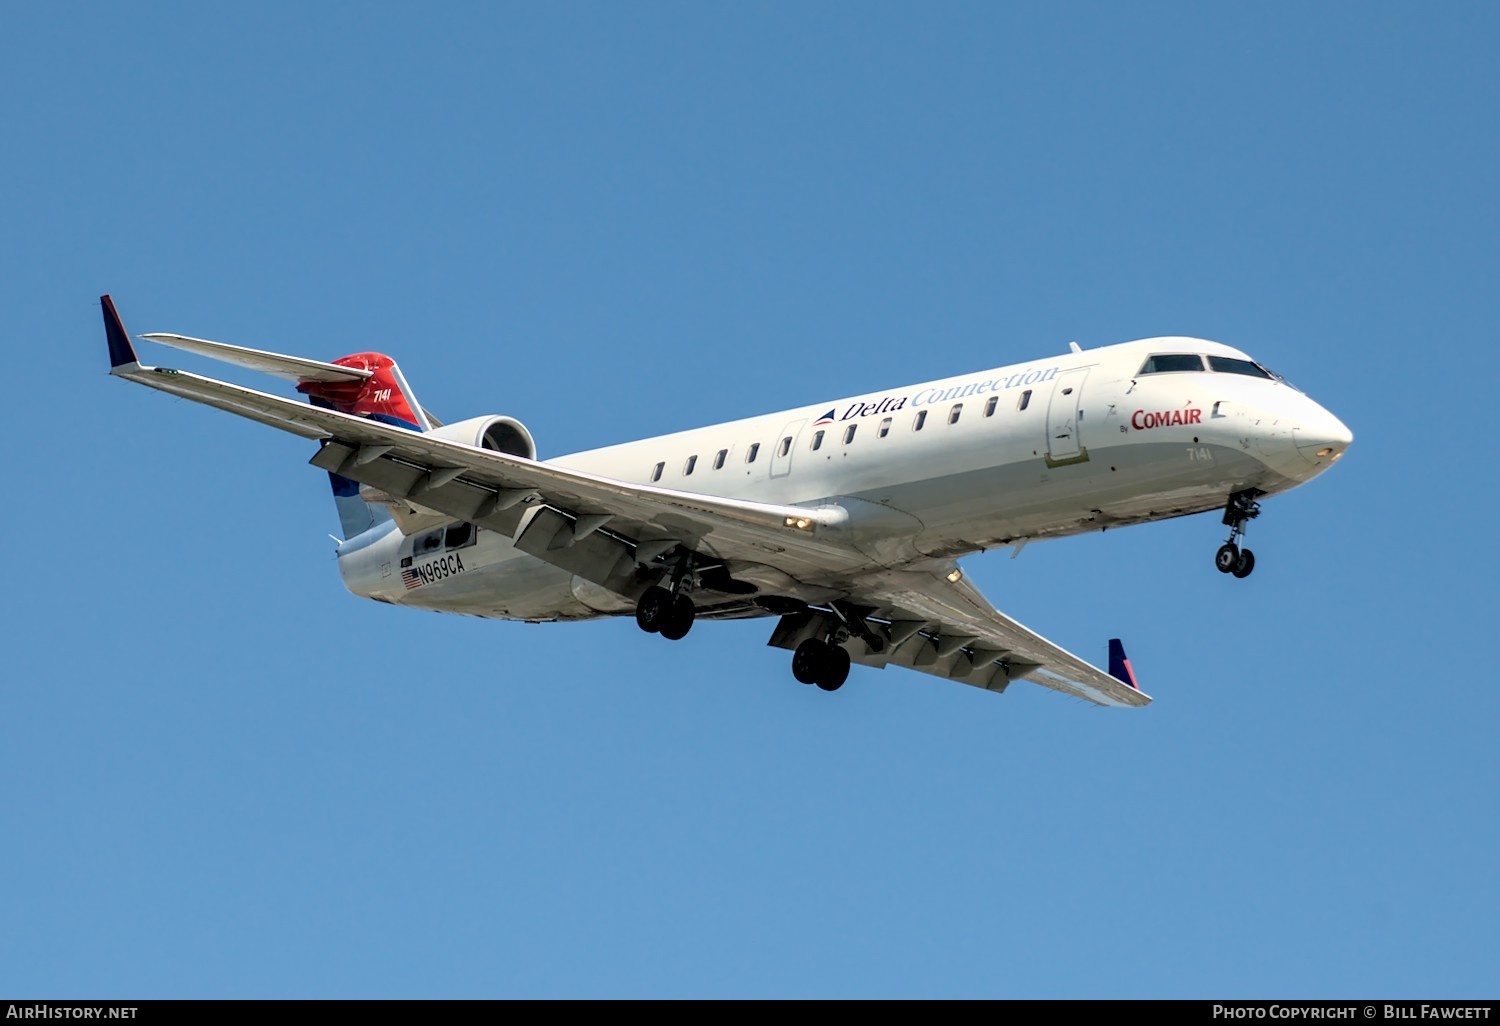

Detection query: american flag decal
xmin=401 ymin=567 xmax=423 ymax=590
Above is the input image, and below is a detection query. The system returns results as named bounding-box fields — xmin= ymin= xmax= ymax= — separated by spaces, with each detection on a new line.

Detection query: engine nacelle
xmin=423 ymin=416 xmax=536 ymax=460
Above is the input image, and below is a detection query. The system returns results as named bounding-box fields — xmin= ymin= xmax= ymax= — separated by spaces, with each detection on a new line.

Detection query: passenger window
xmin=1138 ymin=354 xmax=1206 ymax=374
xmin=415 ymin=530 xmax=442 ymax=555
xmin=651 ymin=461 xmax=664 ymax=482
xmin=949 ymin=403 xmax=963 ymax=425
xmin=746 ymin=442 xmax=760 ymax=463
xmin=713 ymin=449 xmax=727 ymax=470
xmin=878 ymin=417 xmax=892 ymax=438
xmin=984 ymin=396 xmax=998 ymax=417
xmin=843 ymin=424 xmax=857 ymax=445
xmin=684 ymin=455 xmax=697 ymax=476
xmin=778 ymin=437 xmax=792 ymax=458
xmin=1018 ymin=389 xmax=1032 ymax=412
xmin=913 ymin=410 xmax=927 ymax=431
xmin=811 ymin=430 xmax=825 ymax=451
xmin=444 ymin=521 xmax=475 ymax=550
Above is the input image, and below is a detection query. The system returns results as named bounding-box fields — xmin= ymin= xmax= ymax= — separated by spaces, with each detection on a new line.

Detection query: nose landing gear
xmin=1215 ymin=490 xmax=1262 ymax=579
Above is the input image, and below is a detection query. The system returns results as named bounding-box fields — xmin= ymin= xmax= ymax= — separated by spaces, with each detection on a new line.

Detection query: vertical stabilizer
xmin=297 ymin=353 xmax=427 ymax=539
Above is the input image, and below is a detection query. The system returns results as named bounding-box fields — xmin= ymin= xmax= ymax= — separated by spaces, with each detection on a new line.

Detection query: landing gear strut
xmin=1215 ymin=490 xmax=1261 ymax=579
xmin=635 ymin=556 xmax=696 ymax=640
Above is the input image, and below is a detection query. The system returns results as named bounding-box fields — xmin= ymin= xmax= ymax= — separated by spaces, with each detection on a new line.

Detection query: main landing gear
xmin=1215 ymin=490 xmax=1262 ymax=579
xmin=791 ymin=637 xmax=852 ymax=692
xmin=636 ymin=555 xmax=697 ymax=640
xmin=787 ymin=603 xmax=879 ymax=692
xmin=636 ymin=585 xmax=695 ymax=640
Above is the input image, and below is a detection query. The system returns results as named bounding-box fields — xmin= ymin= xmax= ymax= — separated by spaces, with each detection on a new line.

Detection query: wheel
xmin=792 ymin=638 xmax=825 ymax=685
xmin=1215 ymin=542 xmax=1240 ymax=574
xmin=635 ymin=586 xmax=673 ymax=634
xmin=815 ymin=645 xmax=851 ymax=692
xmin=1232 ymin=548 xmax=1256 ymax=579
xmin=659 ymin=594 xmax=696 ymax=640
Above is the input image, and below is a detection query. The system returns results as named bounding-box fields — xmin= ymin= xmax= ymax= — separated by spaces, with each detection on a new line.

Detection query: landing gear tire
xmin=1215 ymin=543 xmax=1240 ymax=574
xmin=659 ymin=595 xmax=696 ymax=640
xmin=815 ymin=645 xmax=851 ymax=692
xmin=791 ymin=638 xmax=850 ymax=691
xmin=635 ymin=586 xmax=673 ymax=634
xmin=792 ymin=639 xmax=823 ymax=684
xmin=1232 ymin=548 xmax=1256 ymax=579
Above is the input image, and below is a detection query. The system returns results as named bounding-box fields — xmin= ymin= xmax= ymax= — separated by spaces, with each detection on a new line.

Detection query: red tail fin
xmin=297 ymin=352 xmax=425 ymax=430
xmin=297 ymin=352 xmax=430 ymax=539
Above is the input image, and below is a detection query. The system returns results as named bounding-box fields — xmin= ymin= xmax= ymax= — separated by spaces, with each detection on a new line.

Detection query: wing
xmin=103 ymin=299 xmax=868 ymax=592
xmin=104 ymin=297 xmax=1147 ymax=707
xmin=768 ymin=567 xmax=1151 ymax=707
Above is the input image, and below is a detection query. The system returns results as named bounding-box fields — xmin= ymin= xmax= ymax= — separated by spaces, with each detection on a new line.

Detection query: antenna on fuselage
xmin=1068 ymin=341 xmax=1083 ymax=353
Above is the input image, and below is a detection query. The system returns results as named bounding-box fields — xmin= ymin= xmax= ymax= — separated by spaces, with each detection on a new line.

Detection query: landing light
xmin=946 ymin=568 xmax=964 ymax=584
xmin=1316 ymin=447 xmax=1335 ymax=458
xmin=784 ymin=516 xmax=814 ymax=531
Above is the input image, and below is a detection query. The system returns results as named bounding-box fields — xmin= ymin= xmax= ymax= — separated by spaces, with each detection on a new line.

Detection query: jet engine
xmin=423 ymin=416 xmax=536 ymax=460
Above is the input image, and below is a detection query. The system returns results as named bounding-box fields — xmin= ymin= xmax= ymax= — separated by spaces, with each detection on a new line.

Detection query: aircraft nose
xmin=1294 ymin=405 xmax=1353 ymax=467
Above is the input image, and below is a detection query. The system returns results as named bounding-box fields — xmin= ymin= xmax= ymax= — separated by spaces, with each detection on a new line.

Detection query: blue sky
xmin=3 ymin=1 xmax=1496 ymax=999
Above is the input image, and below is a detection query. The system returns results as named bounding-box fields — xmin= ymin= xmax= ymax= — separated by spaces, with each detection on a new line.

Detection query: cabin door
xmin=1044 ymin=368 xmax=1090 ymax=466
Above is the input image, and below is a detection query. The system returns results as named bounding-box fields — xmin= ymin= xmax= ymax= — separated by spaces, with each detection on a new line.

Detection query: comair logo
xmin=1132 ymin=406 xmax=1203 ymax=430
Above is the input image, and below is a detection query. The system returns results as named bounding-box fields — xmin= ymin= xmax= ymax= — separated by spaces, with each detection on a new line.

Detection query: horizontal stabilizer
xmin=138 ymin=333 xmax=373 ymax=384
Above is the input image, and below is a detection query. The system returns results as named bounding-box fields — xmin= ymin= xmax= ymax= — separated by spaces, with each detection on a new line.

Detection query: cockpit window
xmin=1138 ymin=354 xmax=1206 ymax=375
xmin=1207 ymin=356 xmax=1274 ymax=379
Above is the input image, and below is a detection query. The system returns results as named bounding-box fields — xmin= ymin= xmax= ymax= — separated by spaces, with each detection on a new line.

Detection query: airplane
xmin=100 ymin=295 xmax=1352 ymax=707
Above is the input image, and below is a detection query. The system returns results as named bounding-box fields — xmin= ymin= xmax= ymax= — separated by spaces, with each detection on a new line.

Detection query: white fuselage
xmin=334 ymin=336 xmax=1351 ymax=620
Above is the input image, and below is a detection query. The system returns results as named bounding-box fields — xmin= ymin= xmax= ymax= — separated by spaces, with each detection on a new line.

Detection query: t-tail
xmin=99 ymin=294 xmax=435 ymax=541
xmin=296 ymin=354 xmax=433 ymax=540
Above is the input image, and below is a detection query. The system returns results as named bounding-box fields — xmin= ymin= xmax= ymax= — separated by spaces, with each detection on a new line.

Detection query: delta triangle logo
xmin=813 ymin=408 xmax=836 ymax=425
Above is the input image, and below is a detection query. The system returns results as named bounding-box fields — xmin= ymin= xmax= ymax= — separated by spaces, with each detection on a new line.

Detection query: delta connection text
xmin=821 ymin=365 xmax=1060 ymax=422
xmin=1213 ymin=1008 xmax=1492 ymax=1020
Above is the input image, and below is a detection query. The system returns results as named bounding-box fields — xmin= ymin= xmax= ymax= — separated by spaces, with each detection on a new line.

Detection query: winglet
xmin=101 ymin=294 xmax=139 ymax=369
xmin=1107 ymin=638 xmax=1140 ymax=690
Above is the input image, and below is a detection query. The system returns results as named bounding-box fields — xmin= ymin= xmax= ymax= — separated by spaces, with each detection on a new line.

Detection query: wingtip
xmin=101 ymin=294 xmax=139 ymax=369
xmin=1107 ymin=638 xmax=1140 ymax=691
